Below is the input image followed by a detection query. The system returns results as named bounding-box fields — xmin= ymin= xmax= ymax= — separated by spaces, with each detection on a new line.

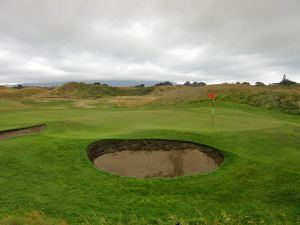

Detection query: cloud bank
xmin=0 ymin=0 xmax=299 ymax=84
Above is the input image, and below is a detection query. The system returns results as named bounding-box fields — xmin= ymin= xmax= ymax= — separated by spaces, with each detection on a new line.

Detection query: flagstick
xmin=208 ymin=93 xmax=216 ymax=128
xmin=212 ymin=98 xmax=215 ymax=128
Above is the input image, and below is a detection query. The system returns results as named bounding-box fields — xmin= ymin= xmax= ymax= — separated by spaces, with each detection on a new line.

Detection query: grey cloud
xmin=0 ymin=0 xmax=299 ymax=84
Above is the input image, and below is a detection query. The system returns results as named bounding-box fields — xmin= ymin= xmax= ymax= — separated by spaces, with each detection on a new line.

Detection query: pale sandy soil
xmin=94 ymin=149 xmax=218 ymax=178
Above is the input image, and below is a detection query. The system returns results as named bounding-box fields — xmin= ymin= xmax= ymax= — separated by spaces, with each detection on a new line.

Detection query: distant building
xmin=274 ymin=74 xmax=297 ymax=85
xmin=282 ymin=74 xmax=287 ymax=82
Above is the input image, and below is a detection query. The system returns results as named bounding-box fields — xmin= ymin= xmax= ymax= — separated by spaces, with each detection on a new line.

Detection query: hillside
xmin=47 ymin=82 xmax=154 ymax=98
xmin=0 ymin=86 xmax=48 ymax=99
xmin=152 ymin=84 xmax=300 ymax=114
xmin=0 ymin=82 xmax=299 ymax=114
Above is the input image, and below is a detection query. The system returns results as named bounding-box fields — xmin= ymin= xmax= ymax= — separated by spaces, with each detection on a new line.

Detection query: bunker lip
xmin=0 ymin=124 xmax=47 ymax=140
xmin=87 ymin=139 xmax=224 ymax=178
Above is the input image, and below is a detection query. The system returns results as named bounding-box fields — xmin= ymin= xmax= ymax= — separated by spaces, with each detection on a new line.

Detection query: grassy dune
xmin=46 ymin=82 xmax=154 ymax=98
xmin=0 ymin=86 xmax=48 ymax=100
xmin=152 ymin=84 xmax=300 ymax=114
xmin=0 ymin=97 xmax=299 ymax=224
xmin=1 ymin=83 xmax=299 ymax=114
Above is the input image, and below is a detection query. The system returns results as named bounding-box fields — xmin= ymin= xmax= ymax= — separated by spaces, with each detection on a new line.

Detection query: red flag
xmin=207 ymin=93 xmax=216 ymax=99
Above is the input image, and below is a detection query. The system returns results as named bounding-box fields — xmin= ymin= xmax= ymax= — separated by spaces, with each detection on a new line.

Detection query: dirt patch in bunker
xmin=0 ymin=124 xmax=47 ymax=140
xmin=87 ymin=139 xmax=224 ymax=178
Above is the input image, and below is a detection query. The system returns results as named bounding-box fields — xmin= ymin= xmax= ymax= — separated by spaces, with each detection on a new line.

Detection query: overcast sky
xmin=0 ymin=0 xmax=299 ymax=84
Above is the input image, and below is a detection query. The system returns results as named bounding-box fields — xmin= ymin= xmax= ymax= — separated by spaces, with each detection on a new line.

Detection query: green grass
xmin=0 ymin=98 xmax=299 ymax=224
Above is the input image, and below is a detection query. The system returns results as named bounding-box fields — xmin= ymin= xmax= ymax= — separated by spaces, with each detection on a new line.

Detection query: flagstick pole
xmin=212 ymin=98 xmax=215 ymax=128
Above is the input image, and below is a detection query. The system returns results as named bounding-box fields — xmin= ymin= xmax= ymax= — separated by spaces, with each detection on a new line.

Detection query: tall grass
xmin=152 ymin=84 xmax=300 ymax=114
xmin=0 ymin=87 xmax=47 ymax=99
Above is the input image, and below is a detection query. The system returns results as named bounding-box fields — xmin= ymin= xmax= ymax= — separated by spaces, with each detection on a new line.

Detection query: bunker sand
xmin=88 ymin=139 xmax=224 ymax=178
xmin=0 ymin=124 xmax=46 ymax=140
xmin=94 ymin=149 xmax=218 ymax=178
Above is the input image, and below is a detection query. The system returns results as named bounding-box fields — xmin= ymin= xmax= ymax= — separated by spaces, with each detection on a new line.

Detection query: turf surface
xmin=0 ymin=99 xmax=299 ymax=224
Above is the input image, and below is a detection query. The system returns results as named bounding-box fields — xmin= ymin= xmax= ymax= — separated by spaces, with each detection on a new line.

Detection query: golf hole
xmin=87 ymin=139 xmax=224 ymax=178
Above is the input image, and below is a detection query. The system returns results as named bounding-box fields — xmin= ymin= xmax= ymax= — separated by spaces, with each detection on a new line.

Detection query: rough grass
xmin=46 ymin=82 xmax=154 ymax=98
xmin=152 ymin=84 xmax=300 ymax=114
xmin=1 ymin=83 xmax=299 ymax=114
xmin=0 ymin=99 xmax=299 ymax=224
xmin=0 ymin=87 xmax=48 ymax=99
xmin=108 ymin=96 xmax=158 ymax=107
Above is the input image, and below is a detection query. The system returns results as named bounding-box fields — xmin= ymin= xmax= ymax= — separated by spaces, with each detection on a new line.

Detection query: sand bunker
xmin=0 ymin=124 xmax=46 ymax=140
xmin=87 ymin=139 xmax=224 ymax=178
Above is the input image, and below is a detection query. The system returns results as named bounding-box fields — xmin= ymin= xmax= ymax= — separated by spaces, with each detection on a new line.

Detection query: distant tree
xmin=135 ymin=84 xmax=145 ymax=88
xmin=242 ymin=82 xmax=251 ymax=85
xmin=236 ymin=82 xmax=240 ymax=84
xmin=102 ymin=83 xmax=109 ymax=87
xmin=183 ymin=81 xmax=191 ymax=86
xmin=155 ymin=81 xmax=173 ymax=86
xmin=198 ymin=82 xmax=206 ymax=86
xmin=13 ymin=84 xmax=24 ymax=89
xmin=183 ymin=81 xmax=206 ymax=87
xmin=255 ymin=82 xmax=265 ymax=86
xmin=93 ymin=82 xmax=101 ymax=85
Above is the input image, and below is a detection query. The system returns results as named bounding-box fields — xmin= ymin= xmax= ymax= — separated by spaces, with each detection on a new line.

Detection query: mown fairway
xmin=0 ymin=99 xmax=299 ymax=224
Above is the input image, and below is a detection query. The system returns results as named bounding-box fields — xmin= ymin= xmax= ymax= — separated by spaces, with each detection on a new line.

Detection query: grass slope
xmin=152 ymin=84 xmax=300 ymax=114
xmin=0 ymin=87 xmax=48 ymax=100
xmin=47 ymin=82 xmax=154 ymax=98
xmin=0 ymin=99 xmax=299 ymax=224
